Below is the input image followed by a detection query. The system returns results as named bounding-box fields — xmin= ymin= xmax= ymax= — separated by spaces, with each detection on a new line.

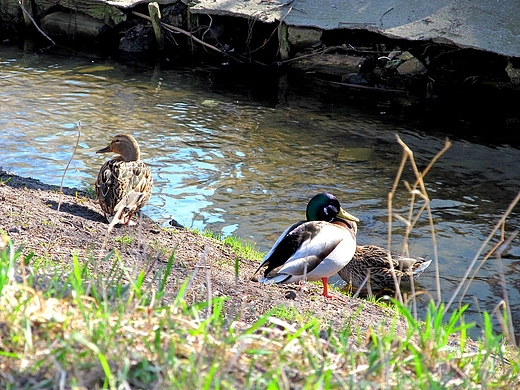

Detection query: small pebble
xmin=285 ymin=290 xmax=297 ymax=300
xmin=319 ymin=330 xmax=330 ymax=341
xmin=169 ymin=219 xmax=184 ymax=229
xmin=8 ymin=226 xmax=20 ymax=234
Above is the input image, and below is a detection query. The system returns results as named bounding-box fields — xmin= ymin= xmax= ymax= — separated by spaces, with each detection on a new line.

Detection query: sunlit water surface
xmin=1 ymin=45 xmax=519 ymax=340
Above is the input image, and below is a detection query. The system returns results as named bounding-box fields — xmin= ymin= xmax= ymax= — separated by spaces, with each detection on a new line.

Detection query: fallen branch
xmin=132 ymin=11 xmax=227 ymax=55
xmin=17 ymin=0 xmax=56 ymax=46
xmin=326 ymin=80 xmax=408 ymax=94
xmin=132 ymin=10 xmax=274 ymax=66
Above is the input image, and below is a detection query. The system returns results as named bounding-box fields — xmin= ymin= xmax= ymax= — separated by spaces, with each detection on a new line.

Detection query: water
xmin=1 ymin=44 xmax=519 ymax=340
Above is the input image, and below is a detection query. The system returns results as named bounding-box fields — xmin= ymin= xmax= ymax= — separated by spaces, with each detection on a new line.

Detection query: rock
xmin=387 ymin=50 xmax=402 ymax=60
xmin=119 ymin=24 xmax=155 ymax=53
xmin=384 ymin=59 xmax=402 ymax=70
xmin=285 ymin=290 xmax=297 ymax=300
xmin=0 ymin=0 xmax=21 ymax=24
xmin=287 ymin=26 xmax=322 ymax=49
xmin=396 ymin=51 xmax=415 ymax=61
xmin=162 ymin=3 xmax=187 ymax=29
xmin=291 ymin=53 xmax=365 ymax=76
xmin=342 ymin=73 xmax=368 ymax=85
xmin=8 ymin=226 xmax=20 ymax=234
xmin=397 ymin=56 xmax=427 ymax=76
xmin=383 ymin=51 xmax=427 ymax=76
xmin=505 ymin=61 xmax=520 ymax=85
xmin=41 ymin=12 xmax=107 ymax=39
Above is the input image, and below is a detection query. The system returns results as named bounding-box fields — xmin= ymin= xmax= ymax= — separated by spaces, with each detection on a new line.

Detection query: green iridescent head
xmin=306 ymin=192 xmax=359 ymax=223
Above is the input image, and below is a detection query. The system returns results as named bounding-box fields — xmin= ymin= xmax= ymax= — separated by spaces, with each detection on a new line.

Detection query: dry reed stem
xmin=57 ymin=121 xmax=81 ymax=214
xmin=388 ymin=135 xmax=451 ymax=309
xmin=387 ymin=140 xmax=408 ymax=303
xmin=444 ymin=191 xmax=520 ymax=323
xmin=493 ymin=229 xmax=518 ymax=344
xmin=41 ymin=122 xmax=82 ymax=285
xmin=404 ymin=138 xmax=451 ymax=305
xmin=459 ymin=221 xmax=516 ymax=300
xmin=464 ymin=228 xmax=519 ymax=346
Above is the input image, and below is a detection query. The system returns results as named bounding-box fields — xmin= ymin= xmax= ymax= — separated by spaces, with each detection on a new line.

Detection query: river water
xmin=1 ymin=44 xmax=519 ymax=340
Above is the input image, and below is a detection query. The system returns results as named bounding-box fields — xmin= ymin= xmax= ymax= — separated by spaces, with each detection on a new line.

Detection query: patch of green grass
xmin=0 ymin=176 xmax=11 ymax=185
xmin=149 ymin=239 xmax=169 ymax=257
xmin=269 ymin=305 xmax=302 ymax=322
xmin=222 ymin=235 xmax=263 ymax=261
xmin=0 ymin=231 xmax=518 ymax=389
xmin=194 ymin=228 xmax=263 ymax=262
xmin=115 ymin=234 xmax=133 ymax=245
xmin=81 ymin=187 xmax=97 ymax=200
xmin=27 ymin=254 xmax=63 ymax=269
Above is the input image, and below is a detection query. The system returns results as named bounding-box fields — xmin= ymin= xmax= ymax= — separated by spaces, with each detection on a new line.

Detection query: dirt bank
xmin=0 ymin=168 xmax=416 ymax=337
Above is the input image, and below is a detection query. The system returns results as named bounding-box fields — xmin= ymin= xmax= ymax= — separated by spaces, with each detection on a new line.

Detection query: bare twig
xmin=57 ymin=121 xmax=81 ymax=213
xmin=459 ymin=225 xmax=518 ymax=341
xmin=458 ymin=222 xmax=507 ymax=304
xmin=17 ymin=0 xmax=56 ymax=46
xmin=136 ymin=10 xmax=273 ymax=66
xmin=132 ymin=11 xmax=227 ymax=55
xmin=379 ymin=7 xmax=394 ymax=28
xmin=204 ymin=247 xmax=212 ymax=326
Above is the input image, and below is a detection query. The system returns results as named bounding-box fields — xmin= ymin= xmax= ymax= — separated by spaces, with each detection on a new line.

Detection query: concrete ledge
xmin=41 ymin=12 xmax=108 ymax=39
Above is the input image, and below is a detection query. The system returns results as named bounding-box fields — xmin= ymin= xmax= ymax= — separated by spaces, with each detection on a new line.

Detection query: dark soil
xmin=0 ymin=168 xmax=412 ymax=337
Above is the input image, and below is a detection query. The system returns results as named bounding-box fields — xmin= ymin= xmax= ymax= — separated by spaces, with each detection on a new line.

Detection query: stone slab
xmin=190 ymin=0 xmax=520 ymax=58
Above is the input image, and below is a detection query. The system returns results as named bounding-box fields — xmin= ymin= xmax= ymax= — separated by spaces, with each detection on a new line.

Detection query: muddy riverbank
xmin=0 ymin=167 xmax=419 ymax=337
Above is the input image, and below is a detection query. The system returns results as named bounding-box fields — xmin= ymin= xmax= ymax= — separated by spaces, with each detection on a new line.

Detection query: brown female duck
xmin=95 ymin=134 xmax=153 ymax=229
xmin=338 ymin=245 xmax=432 ymax=293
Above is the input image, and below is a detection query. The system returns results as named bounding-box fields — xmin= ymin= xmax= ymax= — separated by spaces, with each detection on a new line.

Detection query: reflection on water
xmin=1 ymin=44 xmax=519 ymax=340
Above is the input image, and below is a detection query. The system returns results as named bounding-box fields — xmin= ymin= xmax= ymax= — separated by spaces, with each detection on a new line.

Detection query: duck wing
xmin=96 ymin=158 xmax=121 ymax=215
xmin=339 ymin=245 xmax=432 ymax=290
xmin=408 ymin=258 xmax=432 ymax=276
xmin=96 ymin=159 xmax=153 ymax=217
xmin=390 ymin=252 xmax=432 ymax=277
xmin=253 ymin=220 xmax=306 ymax=277
xmin=352 ymin=245 xmax=427 ymax=272
xmin=256 ymin=221 xmax=348 ymax=283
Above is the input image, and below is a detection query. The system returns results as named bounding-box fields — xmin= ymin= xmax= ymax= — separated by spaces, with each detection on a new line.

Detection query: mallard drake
xmin=95 ymin=134 xmax=153 ymax=230
xmin=337 ymin=245 xmax=432 ymax=292
xmin=253 ymin=193 xmax=359 ymax=299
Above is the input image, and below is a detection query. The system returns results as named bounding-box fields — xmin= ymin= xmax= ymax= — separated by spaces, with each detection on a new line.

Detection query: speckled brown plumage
xmin=95 ymin=134 xmax=153 ymax=228
xmin=337 ymin=244 xmax=432 ymax=292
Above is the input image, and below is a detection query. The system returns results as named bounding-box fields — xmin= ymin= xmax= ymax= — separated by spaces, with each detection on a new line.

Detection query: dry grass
xmin=0 ymin=236 xmax=518 ymax=389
